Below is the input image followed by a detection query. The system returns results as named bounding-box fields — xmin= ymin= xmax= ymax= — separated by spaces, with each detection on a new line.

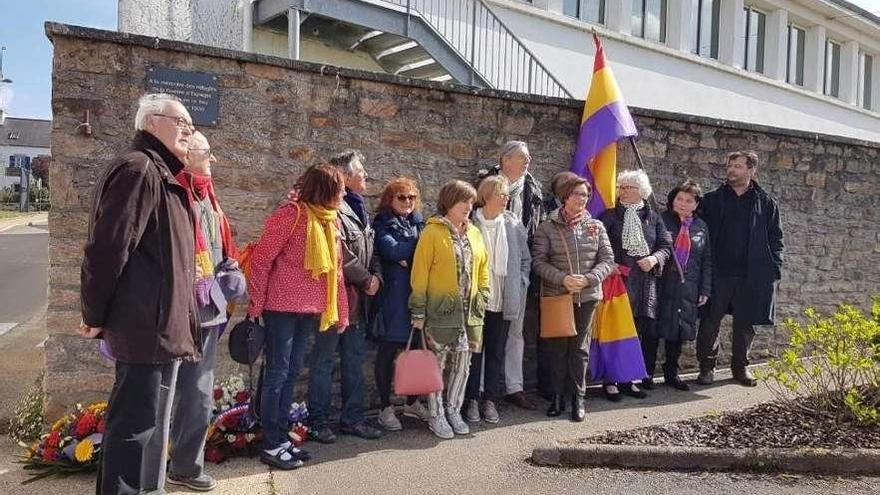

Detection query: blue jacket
xmin=372 ymin=209 xmax=425 ymax=343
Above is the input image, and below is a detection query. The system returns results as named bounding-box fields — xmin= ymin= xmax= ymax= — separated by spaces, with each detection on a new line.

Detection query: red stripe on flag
xmin=592 ymin=32 xmax=607 ymax=73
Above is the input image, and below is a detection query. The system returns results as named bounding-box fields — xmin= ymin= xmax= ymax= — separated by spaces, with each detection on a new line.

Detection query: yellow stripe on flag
xmin=589 ymin=144 xmax=618 ymax=209
xmin=581 ymin=67 xmax=623 ymax=123
xmin=593 ymin=292 xmax=639 ymax=343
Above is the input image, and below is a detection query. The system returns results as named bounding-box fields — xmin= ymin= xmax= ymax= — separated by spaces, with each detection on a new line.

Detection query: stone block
xmin=359 ymin=97 xmax=399 ymax=119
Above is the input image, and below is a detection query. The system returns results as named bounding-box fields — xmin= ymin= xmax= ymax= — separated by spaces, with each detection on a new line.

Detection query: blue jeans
xmin=308 ymin=321 xmax=367 ymax=428
xmin=261 ymin=311 xmax=315 ymax=450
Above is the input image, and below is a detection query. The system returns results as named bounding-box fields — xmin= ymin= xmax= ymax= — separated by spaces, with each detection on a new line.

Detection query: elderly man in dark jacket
xmin=479 ymin=141 xmax=545 ymax=409
xmin=308 ymin=150 xmax=383 ymax=443
xmin=696 ymin=151 xmax=784 ymax=387
xmin=79 ymin=93 xmax=198 ymax=495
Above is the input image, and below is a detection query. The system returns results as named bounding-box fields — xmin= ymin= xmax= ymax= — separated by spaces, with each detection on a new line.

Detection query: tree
xmin=30 ymin=155 xmax=50 ymax=186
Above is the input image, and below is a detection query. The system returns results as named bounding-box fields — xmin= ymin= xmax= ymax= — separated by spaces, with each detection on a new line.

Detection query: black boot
xmin=570 ymin=395 xmax=586 ymax=422
xmin=546 ymin=395 xmax=564 ymax=417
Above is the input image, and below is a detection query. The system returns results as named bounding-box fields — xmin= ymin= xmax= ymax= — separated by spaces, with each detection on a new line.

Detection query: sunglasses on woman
xmin=396 ymin=194 xmax=418 ymax=202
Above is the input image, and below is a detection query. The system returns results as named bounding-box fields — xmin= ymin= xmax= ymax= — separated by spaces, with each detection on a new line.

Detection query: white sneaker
xmin=403 ymin=401 xmax=430 ymax=422
xmin=482 ymin=400 xmax=500 ymax=424
xmin=427 ymin=414 xmax=454 ymax=439
xmin=446 ymin=408 xmax=470 ymax=435
xmin=378 ymin=406 xmax=402 ymax=431
xmin=464 ymin=399 xmax=481 ymax=423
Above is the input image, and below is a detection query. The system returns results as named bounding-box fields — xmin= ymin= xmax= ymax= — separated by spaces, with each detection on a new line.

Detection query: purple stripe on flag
xmin=570 ymin=101 xmax=638 ymax=177
xmin=589 ymin=336 xmax=648 ymax=383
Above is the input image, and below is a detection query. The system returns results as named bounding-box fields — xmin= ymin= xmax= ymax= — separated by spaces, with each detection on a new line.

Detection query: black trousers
xmin=696 ymin=276 xmax=757 ymax=371
xmin=641 ymin=332 xmax=684 ymax=378
xmin=545 ymin=301 xmax=598 ymax=397
xmin=465 ymin=311 xmax=510 ymax=401
xmin=96 ymin=360 xmax=179 ymax=495
xmin=374 ymin=339 xmax=421 ymax=409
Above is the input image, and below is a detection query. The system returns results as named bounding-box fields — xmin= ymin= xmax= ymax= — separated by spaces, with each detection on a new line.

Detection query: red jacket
xmin=247 ymin=202 xmax=349 ymax=328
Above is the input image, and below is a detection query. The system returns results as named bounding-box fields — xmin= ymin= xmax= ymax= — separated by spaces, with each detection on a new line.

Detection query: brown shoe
xmin=505 ymin=391 xmax=537 ymax=410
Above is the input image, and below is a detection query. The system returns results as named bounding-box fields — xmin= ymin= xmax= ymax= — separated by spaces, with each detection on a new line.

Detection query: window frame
xmin=632 ymin=0 xmax=668 ymax=44
xmin=742 ymin=5 xmax=767 ymax=74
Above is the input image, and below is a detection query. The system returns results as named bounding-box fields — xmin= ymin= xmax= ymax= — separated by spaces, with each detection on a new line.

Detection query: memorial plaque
xmin=145 ymin=67 xmax=220 ymax=126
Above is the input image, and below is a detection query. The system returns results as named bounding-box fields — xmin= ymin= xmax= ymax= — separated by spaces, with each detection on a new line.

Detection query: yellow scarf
xmin=303 ymin=203 xmax=340 ymax=331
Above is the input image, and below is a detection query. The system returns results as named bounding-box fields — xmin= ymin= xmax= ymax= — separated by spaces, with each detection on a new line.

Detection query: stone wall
xmin=43 ymin=23 xmax=880 ymax=417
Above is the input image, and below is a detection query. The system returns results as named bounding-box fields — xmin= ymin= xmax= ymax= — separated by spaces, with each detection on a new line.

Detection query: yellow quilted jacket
xmin=409 ymin=217 xmax=490 ymax=348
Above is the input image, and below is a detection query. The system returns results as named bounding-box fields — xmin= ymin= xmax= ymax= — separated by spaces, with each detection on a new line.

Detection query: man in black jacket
xmin=479 ymin=141 xmax=545 ymax=409
xmin=696 ymin=151 xmax=784 ymax=387
xmin=79 ymin=93 xmax=198 ymax=494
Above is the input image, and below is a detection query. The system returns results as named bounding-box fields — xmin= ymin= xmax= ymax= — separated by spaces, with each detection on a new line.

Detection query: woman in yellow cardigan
xmin=410 ymin=180 xmax=490 ymax=439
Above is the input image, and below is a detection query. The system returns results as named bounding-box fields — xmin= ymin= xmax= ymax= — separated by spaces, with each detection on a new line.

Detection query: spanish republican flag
xmin=574 ymin=35 xmax=647 ymax=383
xmin=570 ymin=33 xmax=638 ymax=217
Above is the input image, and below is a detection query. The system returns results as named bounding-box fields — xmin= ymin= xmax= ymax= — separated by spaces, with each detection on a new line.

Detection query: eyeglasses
xmin=618 ymin=185 xmax=639 ymax=191
xmin=189 ymin=148 xmax=212 ymax=156
xmin=396 ymin=194 xmax=418 ymax=202
xmin=152 ymin=113 xmax=195 ymax=132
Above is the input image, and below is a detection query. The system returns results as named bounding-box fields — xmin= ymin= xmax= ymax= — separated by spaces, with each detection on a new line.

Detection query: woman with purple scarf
xmin=653 ymin=180 xmax=712 ymax=390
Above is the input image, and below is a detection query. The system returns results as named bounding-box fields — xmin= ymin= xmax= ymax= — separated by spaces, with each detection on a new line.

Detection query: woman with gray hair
xmin=597 ymin=169 xmax=672 ymax=401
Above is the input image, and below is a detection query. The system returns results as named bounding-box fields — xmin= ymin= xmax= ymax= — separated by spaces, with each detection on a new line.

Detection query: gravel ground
xmin=583 ymin=400 xmax=880 ymax=449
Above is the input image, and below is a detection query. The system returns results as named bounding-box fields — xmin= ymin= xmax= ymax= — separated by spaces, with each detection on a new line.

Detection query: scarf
xmin=303 ymin=203 xmax=340 ymax=332
xmin=560 ymin=206 xmax=586 ymax=230
xmin=621 ymin=201 xmax=650 ymax=258
xmin=344 ymin=189 xmax=368 ymax=226
xmin=175 ymin=171 xmax=239 ymax=305
xmin=674 ymin=216 xmax=694 ymax=274
xmin=506 ymin=174 xmax=526 ymax=219
xmin=475 ymin=208 xmax=508 ymax=277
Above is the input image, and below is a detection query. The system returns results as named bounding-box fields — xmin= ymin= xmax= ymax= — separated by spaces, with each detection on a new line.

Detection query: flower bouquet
xmin=204 ymin=374 xmax=311 ymax=463
xmin=18 ymin=402 xmax=107 ymax=483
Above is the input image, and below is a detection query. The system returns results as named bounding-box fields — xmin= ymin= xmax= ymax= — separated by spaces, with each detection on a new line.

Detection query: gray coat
xmin=471 ymin=210 xmax=531 ymax=321
xmin=338 ymin=200 xmax=381 ymax=324
xmin=531 ymin=209 xmax=615 ymax=304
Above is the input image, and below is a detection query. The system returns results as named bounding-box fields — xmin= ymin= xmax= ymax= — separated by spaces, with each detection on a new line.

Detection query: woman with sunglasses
xmin=371 ymin=178 xmax=428 ymax=431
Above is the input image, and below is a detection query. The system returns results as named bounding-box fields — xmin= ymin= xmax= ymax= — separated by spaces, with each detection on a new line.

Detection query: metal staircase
xmin=254 ymin=0 xmax=573 ymax=98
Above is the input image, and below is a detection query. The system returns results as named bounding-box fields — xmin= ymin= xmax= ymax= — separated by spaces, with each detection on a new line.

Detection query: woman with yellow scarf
xmin=247 ymin=164 xmax=349 ymax=470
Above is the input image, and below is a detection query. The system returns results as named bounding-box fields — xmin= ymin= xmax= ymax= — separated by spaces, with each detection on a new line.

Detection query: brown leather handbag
xmin=539 ymin=223 xmax=578 ymax=338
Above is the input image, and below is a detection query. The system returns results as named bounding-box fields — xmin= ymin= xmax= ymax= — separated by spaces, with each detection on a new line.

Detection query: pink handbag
xmin=394 ymin=327 xmax=443 ymax=396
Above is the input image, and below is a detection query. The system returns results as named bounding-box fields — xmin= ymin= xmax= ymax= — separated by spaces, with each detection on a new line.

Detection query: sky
xmin=0 ymin=0 xmax=878 ymax=120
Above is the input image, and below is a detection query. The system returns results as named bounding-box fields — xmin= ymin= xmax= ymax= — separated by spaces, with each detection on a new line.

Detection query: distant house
xmin=1 ymin=114 xmax=51 ymax=190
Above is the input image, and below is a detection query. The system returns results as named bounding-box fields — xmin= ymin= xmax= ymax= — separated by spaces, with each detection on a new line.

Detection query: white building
xmin=0 ymin=114 xmax=51 ymax=190
xmin=118 ymin=0 xmax=880 ymax=143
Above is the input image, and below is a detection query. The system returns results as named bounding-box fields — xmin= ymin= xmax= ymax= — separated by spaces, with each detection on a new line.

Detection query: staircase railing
xmin=383 ymin=0 xmax=573 ymax=98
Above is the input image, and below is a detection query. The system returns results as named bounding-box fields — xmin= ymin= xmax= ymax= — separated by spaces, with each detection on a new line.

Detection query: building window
xmin=825 ymin=40 xmax=841 ymax=98
xmin=690 ymin=0 xmax=720 ymax=59
xmin=563 ymin=0 xmax=605 ymax=24
xmin=786 ymin=24 xmax=805 ymax=86
xmin=632 ymin=0 xmax=667 ymax=43
xmin=742 ymin=6 xmax=766 ymax=74
xmin=858 ymin=52 xmax=873 ymax=110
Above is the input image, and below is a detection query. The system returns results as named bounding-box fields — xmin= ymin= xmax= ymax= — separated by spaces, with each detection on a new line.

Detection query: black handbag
xmin=228 ymin=317 xmax=265 ymax=365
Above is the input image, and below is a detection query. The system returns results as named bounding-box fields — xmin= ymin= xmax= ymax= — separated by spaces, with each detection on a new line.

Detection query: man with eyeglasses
xmin=79 ymin=93 xmax=200 ymax=494
xmin=307 ymin=150 xmax=383 ymax=444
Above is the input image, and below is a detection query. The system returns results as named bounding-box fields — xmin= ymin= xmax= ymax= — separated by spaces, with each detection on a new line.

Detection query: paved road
xmin=0 ymin=221 xmax=48 ymax=330
xmin=1 ymin=376 xmax=875 ymax=494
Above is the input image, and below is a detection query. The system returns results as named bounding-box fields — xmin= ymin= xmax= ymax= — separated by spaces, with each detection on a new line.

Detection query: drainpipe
xmin=288 ymin=8 xmax=301 ymax=60
xmin=242 ymin=0 xmax=254 ymax=52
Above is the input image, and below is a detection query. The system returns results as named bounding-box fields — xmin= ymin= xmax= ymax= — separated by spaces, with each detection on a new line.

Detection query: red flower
xmin=213 ymin=388 xmax=223 ymax=401
xmin=204 ymin=447 xmax=225 ymax=463
xmin=234 ymin=391 xmax=250 ymax=403
xmin=96 ymin=418 xmax=106 ymax=434
xmin=42 ymin=447 xmax=59 ymax=462
xmin=232 ymin=433 xmax=248 ymax=450
xmin=45 ymin=431 xmax=61 ymax=448
xmin=75 ymin=413 xmax=98 ymax=438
